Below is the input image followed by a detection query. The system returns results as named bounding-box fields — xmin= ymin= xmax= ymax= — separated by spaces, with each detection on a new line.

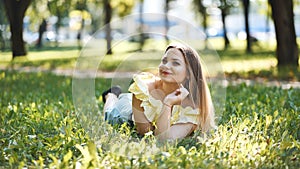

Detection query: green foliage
xmin=111 ymin=0 xmax=136 ymax=17
xmin=0 ymin=70 xmax=299 ymax=168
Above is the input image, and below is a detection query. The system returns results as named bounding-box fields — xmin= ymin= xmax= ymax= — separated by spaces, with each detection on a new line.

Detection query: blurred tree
xmin=36 ymin=18 xmax=47 ymax=48
xmin=0 ymin=0 xmax=8 ymax=51
xmin=3 ymin=0 xmax=32 ymax=58
xmin=47 ymin=0 xmax=73 ymax=46
xmin=104 ymin=0 xmax=136 ymax=54
xmin=164 ymin=0 xmax=170 ymax=45
xmin=27 ymin=0 xmax=50 ymax=48
xmin=104 ymin=0 xmax=113 ymax=54
xmin=241 ymin=0 xmax=252 ymax=53
xmin=215 ymin=0 xmax=237 ymax=49
xmin=87 ymin=0 xmax=103 ymax=34
xmin=269 ymin=0 xmax=298 ymax=67
xmin=75 ymin=0 xmax=87 ymax=50
xmin=193 ymin=0 xmax=208 ymax=48
xmin=138 ymin=0 xmax=145 ymax=51
xmin=111 ymin=0 xmax=135 ymax=17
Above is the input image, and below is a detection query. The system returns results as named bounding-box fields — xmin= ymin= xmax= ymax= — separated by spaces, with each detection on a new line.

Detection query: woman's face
xmin=158 ymin=48 xmax=187 ymax=84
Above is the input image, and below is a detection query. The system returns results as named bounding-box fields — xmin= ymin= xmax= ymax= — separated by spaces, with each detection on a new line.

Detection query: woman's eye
xmin=172 ymin=62 xmax=180 ymax=66
xmin=162 ymin=59 xmax=167 ymax=64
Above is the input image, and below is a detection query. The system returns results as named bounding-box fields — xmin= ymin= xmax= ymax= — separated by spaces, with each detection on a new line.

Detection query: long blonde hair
xmin=165 ymin=44 xmax=215 ymax=132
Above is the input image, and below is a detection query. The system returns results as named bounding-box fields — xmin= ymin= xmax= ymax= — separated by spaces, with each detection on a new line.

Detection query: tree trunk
xmin=36 ymin=19 xmax=47 ymax=48
xmin=104 ymin=0 xmax=112 ymax=55
xmin=164 ymin=0 xmax=170 ymax=45
xmin=138 ymin=0 xmax=145 ymax=51
xmin=77 ymin=18 xmax=84 ymax=50
xmin=0 ymin=1 xmax=7 ymax=51
xmin=242 ymin=0 xmax=252 ymax=53
xmin=76 ymin=0 xmax=87 ymax=50
xmin=55 ymin=12 xmax=61 ymax=47
xmin=197 ymin=0 xmax=208 ymax=49
xmin=269 ymin=0 xmax=298 ymax=67
xmin=221 ymin=8 xmax=230 ymax=49
xmin=3 ymin=0 xmax=31 ymax=58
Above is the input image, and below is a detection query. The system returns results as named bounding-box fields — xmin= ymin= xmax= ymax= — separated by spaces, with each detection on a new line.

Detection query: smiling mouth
xmin=161 ymin=70 xmax=171 ymax=76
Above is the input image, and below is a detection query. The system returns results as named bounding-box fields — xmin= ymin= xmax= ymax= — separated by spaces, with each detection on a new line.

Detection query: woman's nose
xmin=159 ymin=64 xmax=168 ymax=70
xmin=161 ymin=62 xmax=171 ymax=69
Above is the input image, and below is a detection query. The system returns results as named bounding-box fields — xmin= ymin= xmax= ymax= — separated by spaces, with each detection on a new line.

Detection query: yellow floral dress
xmin=128 ymin=72 xmax=200 ymax=125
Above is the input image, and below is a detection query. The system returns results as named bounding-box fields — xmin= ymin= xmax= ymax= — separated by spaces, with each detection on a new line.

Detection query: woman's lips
xmin=161 ymin=70 xmax=171 ymax=76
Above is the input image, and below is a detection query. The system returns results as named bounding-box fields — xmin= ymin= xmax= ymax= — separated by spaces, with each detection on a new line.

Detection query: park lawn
xmin=0 ymin=38 xmax=286 ymax=74
xmin=0 ymin=70 xmax=299 ymax=168
xmin=1 ymin=38 xmax=299 ymax=82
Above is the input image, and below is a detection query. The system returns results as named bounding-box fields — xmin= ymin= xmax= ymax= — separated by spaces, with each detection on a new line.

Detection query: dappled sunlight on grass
xmin=226 ymin=66 xmax=300 ymax=82
xmin=0 ymin=52 xmax=12 ymax=62
xmin=99 ymin=50 xmax=163 ymax=71
xmin=208 ymin=37 xmax=277 ymax=51
xmin=222 ymin=58 xmax=277 ymax=73
xmin=0 ymin=38 xmax=299 ymax=81
xmin=3 ymin=49 xmax=79 ymax=62
xmin=26 ymin=50 xmax=79 ymax=61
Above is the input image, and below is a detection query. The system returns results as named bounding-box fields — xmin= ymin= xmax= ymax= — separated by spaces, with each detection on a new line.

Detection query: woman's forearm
xmin=154 ymin=104 xmax=172 ymax=138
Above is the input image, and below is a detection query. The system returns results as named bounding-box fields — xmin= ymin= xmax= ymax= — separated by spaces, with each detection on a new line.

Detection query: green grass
xmin=0 ymin=38 xmax=299 ymax=167
xmin=0 ymin=70 xmax=299 ymax=168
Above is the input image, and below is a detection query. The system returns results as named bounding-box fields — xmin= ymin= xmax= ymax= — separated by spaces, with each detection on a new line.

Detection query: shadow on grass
xmin=226 ymin=66 xmax=300 ymax=81
xmin=4 ymin=58 xmax=77 ymax=70
xmin=28 ymin=45 xmax=80 ymax=52
xmin=217 ymin=48 xmax=276 ymax=60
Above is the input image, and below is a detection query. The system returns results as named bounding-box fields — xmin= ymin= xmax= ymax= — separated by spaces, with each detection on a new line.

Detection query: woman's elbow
xmin=135 ymin=122 xmax=153 ymax=135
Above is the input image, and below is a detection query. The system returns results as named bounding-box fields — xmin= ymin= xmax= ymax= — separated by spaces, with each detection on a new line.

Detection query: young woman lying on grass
xmin=102 ymin=43 xmax=215 ymax=140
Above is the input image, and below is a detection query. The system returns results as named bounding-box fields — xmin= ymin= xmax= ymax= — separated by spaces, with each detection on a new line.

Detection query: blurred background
xmin=0 ymin=0 xmax=299 ymax=77
xmin=1 ymin=0 xmax=292 ymax=48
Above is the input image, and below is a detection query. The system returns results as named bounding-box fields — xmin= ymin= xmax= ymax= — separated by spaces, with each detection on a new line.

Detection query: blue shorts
xmin=104 ymin=93 xmax=133 ymax=126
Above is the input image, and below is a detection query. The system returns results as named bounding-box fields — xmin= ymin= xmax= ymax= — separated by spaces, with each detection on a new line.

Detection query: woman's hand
xmin=163 ymin=84 xmax=189 ymax=106
xmin=156 ymin=84 xmax=192 ymax=139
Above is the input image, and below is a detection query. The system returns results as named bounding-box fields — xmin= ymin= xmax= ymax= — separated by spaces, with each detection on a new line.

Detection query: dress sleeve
xmin=128 ymin=72 xmax=163 ymax=122
xmin=128 ymin=72 xmax=151 ymax=101
xmin=171 ymin=106 xmax=200 ymax=125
